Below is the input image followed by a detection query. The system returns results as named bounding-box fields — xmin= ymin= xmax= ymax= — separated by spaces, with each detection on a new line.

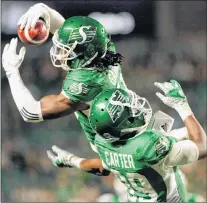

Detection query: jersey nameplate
xmin=104 ymin=151 xmax=135 ymax=169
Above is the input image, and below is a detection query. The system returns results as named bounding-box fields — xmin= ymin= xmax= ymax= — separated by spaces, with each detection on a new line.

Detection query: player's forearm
xmin=67 ymin=156 xmax=110 ymax=176
xmin=184 ymin=115 xmax=206 ymax=158
xmin=7 ymin=71 xmax=43 ymax=122
xmin=40 ymin=94 xmax=89 ymax=120
xmin=47 ymin=146 xmax=109 ymax=176
xmin=40 ymin=94 xmax=75 ymax=119
xmin=80 ymin=159 xmax=110 ymax=176
xmin=46 ymin=5 xmax=65 ymax=34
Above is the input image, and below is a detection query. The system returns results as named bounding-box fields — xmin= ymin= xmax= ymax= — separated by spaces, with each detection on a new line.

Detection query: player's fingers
xmin=42 ymin=12 xmax=50 ymax=29
xmin=156 ymin=92 xmax=167 ymax=102
xmin=19 ymin=14 xmax=28 ymax=30
xmin=25 ymin=13 xmax=35 ymax=31
xmin=52 ymin=145 xmax=62 ymax=154
xmin=47 ymin=150 xmax=57 ymax=165
xmin=170 ymin=79 xmax=180 ymax=89
xmin=47 ymin=150 xmax=55 ymax=160
xmin=31 ymin=13 xmax=40 ymax=28
xmin=154 ymin=82 xmax=165 ymax=91
xmin=18 ymin=46 xmax=26 ymax=59
xmin=154 ymin=82 xmax=169 ymax=94
xmin=8 ymin=38 xmax=17 ymax=53
xmin=3 ymin=44 xmax=10 ymax=55
xmin=163 ymin=82 xmax=173 ymax=90
xmin=2 ymin=44 xmax=10 ymax=63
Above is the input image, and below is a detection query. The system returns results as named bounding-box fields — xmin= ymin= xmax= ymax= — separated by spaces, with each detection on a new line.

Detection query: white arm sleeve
xmin=7 ymin=72 xmax=43 ymax=122
xmin=39 ymin=3 xmax=65 ymax=34
xmin=168 ymin=127 xmax=189 ymax=141
xmin=47 ymin=6 xmax=65 ymax=34
xmin=163 ymin=140 xmax=199 ymax=167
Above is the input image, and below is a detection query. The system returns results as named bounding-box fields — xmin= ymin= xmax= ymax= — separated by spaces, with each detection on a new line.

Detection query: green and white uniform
xmin=95 ymin=130 xmax=187 ymax=202
xmin=62 ymin=65 xmax=127 ymax=145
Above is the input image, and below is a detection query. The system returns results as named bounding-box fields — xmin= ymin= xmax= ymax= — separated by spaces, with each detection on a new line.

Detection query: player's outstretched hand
xmin=47 ymin=145 xmax=74 ymax=167
xmin=154 ymin=80 xmax=193 ymax=120
xmin=18 ymin=3 xmax=50 ymax=31
xmin=2 ymin=38 xmax=26 ymax=75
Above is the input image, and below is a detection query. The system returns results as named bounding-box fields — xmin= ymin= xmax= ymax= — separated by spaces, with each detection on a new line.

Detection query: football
xmin=18 ymin=19 xmax=49 ymax=45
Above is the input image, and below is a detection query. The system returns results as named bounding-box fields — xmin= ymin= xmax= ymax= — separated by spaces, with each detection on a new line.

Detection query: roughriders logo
xmin=69 ymin=82 xmax=90 ymax=95
xmin=155 ymin=136 xmax=170 ymax=156
xmin=69 ymin=26 xmax=97 ymax=44
xmin=107 ymin=90 xmax=127 ymax=123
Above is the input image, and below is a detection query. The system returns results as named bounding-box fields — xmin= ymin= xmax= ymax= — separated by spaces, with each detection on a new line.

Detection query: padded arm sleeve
xmin=7 ymin=72 xmax=43 ymax=122
xmin=163 ymin=140 xmax=199 ymax=167
xmin=168 ymin=127 xmax=189 ymax=141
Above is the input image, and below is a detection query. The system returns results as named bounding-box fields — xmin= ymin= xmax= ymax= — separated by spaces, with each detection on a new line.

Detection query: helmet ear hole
xmin=96 ymin=119 xmax=98 ymax=123
xmin=101 ymin=109 xmax=104 ymax=111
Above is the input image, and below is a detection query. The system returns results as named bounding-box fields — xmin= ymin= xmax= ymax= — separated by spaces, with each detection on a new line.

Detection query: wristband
xmin=69 ymin=156 xmax=86 ymax=169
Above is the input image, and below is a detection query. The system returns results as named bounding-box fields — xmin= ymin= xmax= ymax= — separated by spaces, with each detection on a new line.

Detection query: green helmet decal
xmin=89 ymin=89 xmax=152 ymax=142
xmin=68 ymin=26 xmax=97 ymax=44
xmin=50 ymin=16 xmax=109 ymax=71
xmin=106 ymin=90 xmax=128 ymax=123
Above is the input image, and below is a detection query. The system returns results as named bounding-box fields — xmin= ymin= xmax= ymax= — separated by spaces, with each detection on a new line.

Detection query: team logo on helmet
xmin=155 ymin=136 xmax=170 ymax=156
xmin=68 ymin=26 xmax=97 ymax=44
xmin=107 ymin=90 xmax=127 ymax=123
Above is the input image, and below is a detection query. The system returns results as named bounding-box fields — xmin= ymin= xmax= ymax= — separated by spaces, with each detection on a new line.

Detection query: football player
xmin=47 ymin=80 xmax=206 ymax=202
xmin=2 ymin=3 xmax=126 ymax=151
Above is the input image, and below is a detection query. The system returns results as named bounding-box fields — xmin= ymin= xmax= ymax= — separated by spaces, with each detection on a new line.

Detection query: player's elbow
xmin=21 ymin=115 xmax=30 ymax=122
xmin=21 ymin=116 xmax=41 ymax=123
xmin=19 ymin=106 xmax=43 ymax=123
xmin=21 ymin=115 xmax=43 ymax=123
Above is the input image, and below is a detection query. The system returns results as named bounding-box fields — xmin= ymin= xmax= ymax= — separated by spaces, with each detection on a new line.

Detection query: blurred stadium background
xmin=1 ymin=0 xmax=206 ymax=202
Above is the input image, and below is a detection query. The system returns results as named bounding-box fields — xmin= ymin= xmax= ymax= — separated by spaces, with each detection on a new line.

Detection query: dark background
xmin=1 ymin=0 xmax=206 ymax=202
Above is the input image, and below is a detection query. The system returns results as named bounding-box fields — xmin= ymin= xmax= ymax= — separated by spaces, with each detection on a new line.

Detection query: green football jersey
xmin=62 ymin=65 xmax=127 ymax=144
xmin=95 ymin=130 xmax=187 ymax=202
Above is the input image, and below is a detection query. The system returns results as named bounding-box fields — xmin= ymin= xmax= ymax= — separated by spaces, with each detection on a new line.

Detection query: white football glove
xmin=18 ymin=3 xmax=50 ymax=31
xmin=2 ymin=38 xmax=26 ymax=76
xmin=47 ymin=145 xmax=75 ymax=167
xmin=17 ymin=3 xmax=65 ymax=34
xmin=154 ymin=80 xmax=193 ymax=121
